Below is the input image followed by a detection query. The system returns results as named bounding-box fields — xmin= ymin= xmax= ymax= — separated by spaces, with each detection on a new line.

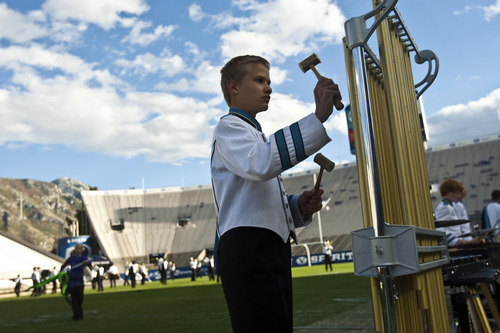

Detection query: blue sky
xmin=1 ymin=0 xmax=499 ymax=190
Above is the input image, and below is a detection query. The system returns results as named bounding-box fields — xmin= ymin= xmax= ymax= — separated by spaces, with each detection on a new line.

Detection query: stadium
xmin=1 ymin=134 xmax=498 ymax=289
xmin=78 ymin=135 xmax=500 ymax=275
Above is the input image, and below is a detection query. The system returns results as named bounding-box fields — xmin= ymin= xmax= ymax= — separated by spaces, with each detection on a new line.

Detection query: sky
xmin=0 ymin=0 xmax=499 ymax=191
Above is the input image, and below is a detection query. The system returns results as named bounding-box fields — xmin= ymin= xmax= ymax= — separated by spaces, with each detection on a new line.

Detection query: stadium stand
xmin=81 ymin=135 xmax=500 ymax=268
xmin=0 ymin=230 xmax=63 ymax=294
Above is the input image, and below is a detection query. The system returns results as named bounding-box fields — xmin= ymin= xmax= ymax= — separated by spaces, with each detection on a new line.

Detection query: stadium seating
xmin=81 ymin=136 xmax=500 ymax=267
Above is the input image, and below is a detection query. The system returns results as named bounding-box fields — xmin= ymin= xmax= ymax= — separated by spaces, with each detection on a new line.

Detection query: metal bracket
xmin=351 ymin=224 xmax=449 ymax=277
xmin=344 ymin=1 xmax=439 ymax=99
xmin=344 ymin=0 xmax=398 ymax=50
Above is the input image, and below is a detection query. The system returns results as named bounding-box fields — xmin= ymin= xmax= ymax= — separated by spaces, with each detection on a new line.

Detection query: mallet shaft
xmin=309 ymin=65 xmax=344 ymax=111
xmin=314 ymin=167 xmax=324 ymax=191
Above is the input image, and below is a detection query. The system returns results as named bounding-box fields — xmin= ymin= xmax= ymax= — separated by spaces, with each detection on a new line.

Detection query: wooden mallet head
xmin=298 ymin=53 xmax=344 ymax=111
xmin=299 ymin=53 xmax=322 ymax=79
xmin=313 ymin=153 xmax=335 ymax=191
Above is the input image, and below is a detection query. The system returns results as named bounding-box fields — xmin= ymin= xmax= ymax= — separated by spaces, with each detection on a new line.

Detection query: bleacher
xmin=81 ymin=135 xmax=500 ymax=268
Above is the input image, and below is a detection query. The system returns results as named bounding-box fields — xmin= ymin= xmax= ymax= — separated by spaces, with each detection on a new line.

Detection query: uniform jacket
xmin=211 ymin=107 xmax=331 ymax=245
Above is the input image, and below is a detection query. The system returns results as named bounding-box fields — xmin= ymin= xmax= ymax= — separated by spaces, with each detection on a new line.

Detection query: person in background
xmin=61 ymin=243 xmax=91 ymax=321
xmin=97 ymin=265 xmax=104 ymax=292
xmin=435 ymin=179 xmax=478 ymax=247
xmin=12 ymin=274 xmax=22 ymax=297
xmin=189 ymin=257 xmax=197 ymax=281
xmin=123 ymin=262 xmax=130 ymax=286
xmin=323 ymin=240 xmax=334 ymax=272
xmin=170 ymin=262 xmax=176 ymax=281
xmin=158 ymin=257 xmax=167 ymax=285
xmin=107 ymin=263 xmax=119 ymax=288
xmin=483 ymin=190 xmax=500 ymax=234
xmin=453 ymin=186 xmax=469 ymax=220
xmin=30 ymin=267 xmax=40 ymax=297
xmin=91 ymin=265 xmax=98 ymax=289
xmin=139 ymin=263 xmax=147 ymax=285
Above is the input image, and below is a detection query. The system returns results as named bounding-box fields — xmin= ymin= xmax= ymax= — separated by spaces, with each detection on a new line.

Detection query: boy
xmin=435 ymin=179 xmax=474 ymax=247
xmin=211 ymin=55 xmax=341 ymax=332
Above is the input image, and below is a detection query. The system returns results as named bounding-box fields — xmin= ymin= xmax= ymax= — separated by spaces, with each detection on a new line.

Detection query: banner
xmin=134 ymin=251 xmax=354 ymax=281
xmin=345 ymin=105 xmax=356 ymax=155
xmin=58 ymin=236 xmax=92 ymax=259
xmin=291 ymin=251 xmax=353 ymax=267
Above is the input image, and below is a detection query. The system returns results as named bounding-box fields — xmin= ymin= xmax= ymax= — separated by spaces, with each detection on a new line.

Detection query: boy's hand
xmin=298 ymin=189 xmax=324 ymax=218
xmin=314 ymin=76 xmax=342 ymax=123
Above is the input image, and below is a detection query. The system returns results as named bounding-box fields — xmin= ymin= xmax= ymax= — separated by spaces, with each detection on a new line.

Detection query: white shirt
xmin=211 ymin=108 xmax=331 ymax=243
xmin=435 ymin=198 xmax=472 ymax=246
xmin=485 ymin=202 xmax=500 ymax=229
xmin=453 ymin=201 xmax=468 ymax=220
xmin=107 ymin=264 xmax=119 ymax=275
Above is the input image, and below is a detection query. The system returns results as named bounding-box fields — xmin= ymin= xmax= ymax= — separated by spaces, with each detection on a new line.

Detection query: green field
xmin=0 ymin=264 xmax=376 ymax=333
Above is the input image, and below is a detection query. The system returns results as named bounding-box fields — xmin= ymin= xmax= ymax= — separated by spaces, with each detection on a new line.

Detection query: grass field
xmin=0 ymin=264 xmax=376 ymax=333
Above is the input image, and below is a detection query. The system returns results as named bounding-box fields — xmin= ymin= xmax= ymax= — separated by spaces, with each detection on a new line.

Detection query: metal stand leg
xmin=480 ymin=282 xmax=500 ymax=329
xmin=470 ymin=288 xmax=493 ymax=333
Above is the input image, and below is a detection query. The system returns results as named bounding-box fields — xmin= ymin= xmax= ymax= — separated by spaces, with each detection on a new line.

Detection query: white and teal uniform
xmin=435 ymin=198 xmax=472 ymax=246
xmin=211 ymin=107 xmax=331 ymax=254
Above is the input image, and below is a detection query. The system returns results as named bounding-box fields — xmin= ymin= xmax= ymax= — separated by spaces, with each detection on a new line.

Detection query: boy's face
xmin=228 ymin=62 xmax=272 ymax=117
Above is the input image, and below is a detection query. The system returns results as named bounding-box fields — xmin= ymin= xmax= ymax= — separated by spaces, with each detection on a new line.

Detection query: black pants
xmin=218 ymin=227 xmax=293 ymax=333
xmin=68 ymin=286 xmax=84 ymax=320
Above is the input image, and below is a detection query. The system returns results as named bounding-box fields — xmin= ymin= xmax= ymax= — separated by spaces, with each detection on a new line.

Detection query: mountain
xmin=0 ymin=177 xmax=88 ymax=255
xmin=51 ymin=177 xmax=90 ymax=200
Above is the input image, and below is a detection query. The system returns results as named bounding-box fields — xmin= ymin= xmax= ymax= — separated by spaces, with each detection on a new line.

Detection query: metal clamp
xmin=351 ymin=223 xmax=449 ymax=277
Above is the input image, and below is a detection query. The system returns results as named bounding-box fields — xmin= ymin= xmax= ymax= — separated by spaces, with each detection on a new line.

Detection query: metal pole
xmin=352 ymin=45 xmax=398 ymax=332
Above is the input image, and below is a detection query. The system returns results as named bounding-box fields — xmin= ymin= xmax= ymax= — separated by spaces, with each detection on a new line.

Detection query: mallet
xmin=299 ymin=53 xmax=344 ymax=111
xmin=313 ymin=153 xmax=336 ymax=191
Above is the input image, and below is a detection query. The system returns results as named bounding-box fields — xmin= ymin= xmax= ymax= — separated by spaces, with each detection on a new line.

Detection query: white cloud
xmin=188 ymin=4 xmax=205 ymax=22
xmin=195 ymin=0 xmax=346 ymax=62
xmin=427 ymin=88 xmax=500 ymax=144
xmin=483 ymin=0 xmax=500 ymax=21
xmin=42 ymin=0 xmax=149 ymax=30
xmin=0 ymin=44 xmax=121 ymax=88
xmin=155 ymin=61 xmax=222 ymax=95
xmin=256 ymin=92 xmax=347 ymax=138
xmin=115 ymin=51 xmax=186 ymax=77
xmin=121 ymin=19 xmax=176 ymax=46
xmin=453 ymin=1 xmax=500 ymax=21
xmin=0 ymin=3 xmax=48 ymax=43
xmin=0 ymin=65 xmax=223 ymax=163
